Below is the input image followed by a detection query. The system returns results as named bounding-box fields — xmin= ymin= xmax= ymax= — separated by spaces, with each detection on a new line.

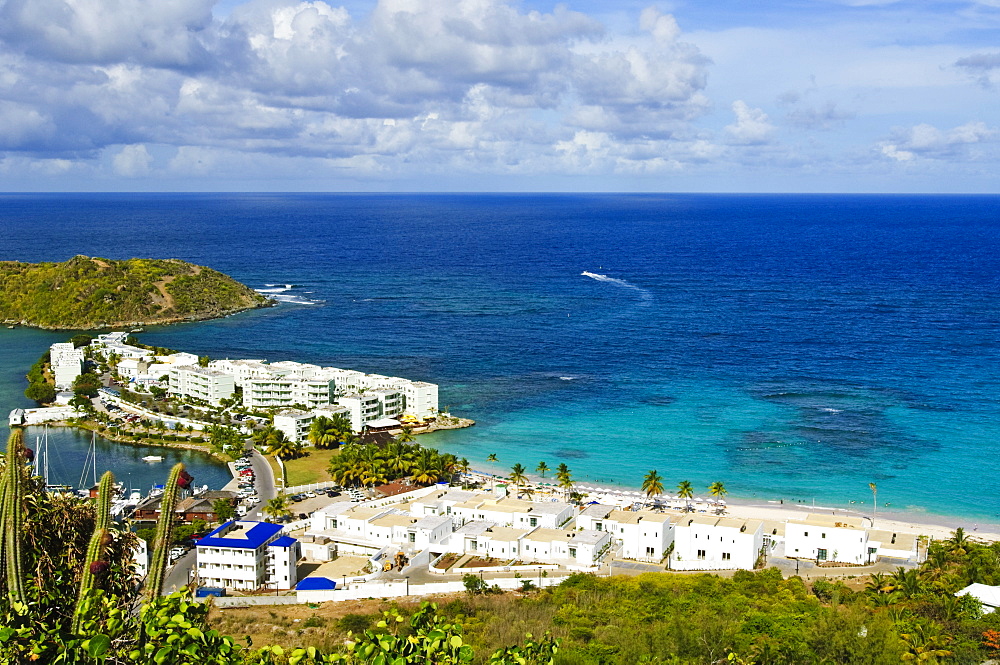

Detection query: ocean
xmin=2 ymin=193 xmax=998 ymax=523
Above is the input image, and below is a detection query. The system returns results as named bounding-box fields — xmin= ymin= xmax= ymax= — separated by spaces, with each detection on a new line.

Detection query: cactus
xmin=1 ymin=427 xmax=28 ymax=605
xmin=144 ymin=463 xmax=185 ymax=601
xmin=72 ymin=471 xmax=115 ymax=633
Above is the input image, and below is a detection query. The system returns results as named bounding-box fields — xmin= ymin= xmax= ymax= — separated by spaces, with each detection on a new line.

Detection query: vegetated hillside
xmin=0 ymin=255 xmax=272 ymax=329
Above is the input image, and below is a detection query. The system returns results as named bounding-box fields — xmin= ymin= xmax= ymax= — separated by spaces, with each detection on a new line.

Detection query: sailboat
xmin=78 ymin=431 xmax=99 ymax=493
xmin=32 ymin=426 xmax=72 ymax=493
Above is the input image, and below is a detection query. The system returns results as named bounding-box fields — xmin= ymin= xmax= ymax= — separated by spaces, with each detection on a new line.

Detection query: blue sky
xmin=0 ymin=0 xmax=998 ymax=192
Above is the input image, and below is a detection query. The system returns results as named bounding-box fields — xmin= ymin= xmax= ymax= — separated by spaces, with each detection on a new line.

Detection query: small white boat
xmin=142 ymin=455 xmax=164 ymax=462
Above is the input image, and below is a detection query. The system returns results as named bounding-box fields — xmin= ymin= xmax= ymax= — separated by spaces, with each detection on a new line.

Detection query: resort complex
xmin=17 ymin=331 xmax=440 ymax=436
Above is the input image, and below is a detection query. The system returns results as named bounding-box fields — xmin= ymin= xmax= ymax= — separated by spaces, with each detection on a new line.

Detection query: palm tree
xmin=410 ymin=449 xmax=441 ymax=486
xmin=869 ymin=482 xmax=878 ymax=525
xmin=641 ymin=470 xmax=664 ymax=506
xmin=456 ymin=457 xmax=471 ymax=478
xmin=396 ymin=425 xmax=416 ymax=443
xmin=948 ymin=528 xmax=970 ymax=557
xmin=486 ymin=453 xmax=498 ymax=463
xmin=536 ymin=461 xmax=550 ymax=478
xmin=555 ymin=464 xmax=573 ymax=501
xmin=509 ymin=463 xmax=528 ymax=493
xmin=263 ymin=430 xmax=302 ymax=460
xmin=708 ymin=481 xmax=727 ymax=512
xmin=308 ymin=416 xmax=337 ymax=448
xmin=677 ymin=480 xmax=694 ymax=512
xmin=263 ymin=496 xmax=291 ymax=521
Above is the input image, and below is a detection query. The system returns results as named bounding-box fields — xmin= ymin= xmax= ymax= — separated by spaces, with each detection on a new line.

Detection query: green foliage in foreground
xmin=0 ymin=255 xmax=270 ymax=328
xmin=0 ymin=427 xmax=557 ymax=664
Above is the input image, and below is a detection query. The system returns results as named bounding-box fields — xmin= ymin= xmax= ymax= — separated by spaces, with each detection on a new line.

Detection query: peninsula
xmin=0 ymin=255 xmax=272 ymax=329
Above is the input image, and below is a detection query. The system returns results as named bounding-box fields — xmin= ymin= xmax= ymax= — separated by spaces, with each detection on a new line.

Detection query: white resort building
xmin=49 ymin=342 xmax=85 ymax=390
xmin=205 ymin=357 xmax=439 ymax=427
xmin=167 ymin=366 xmax=236 ymax=406
xmin=671 ymin=515 xmax=764 ymax=571
xmin=784 ymin=514 xmax=869 ymax=565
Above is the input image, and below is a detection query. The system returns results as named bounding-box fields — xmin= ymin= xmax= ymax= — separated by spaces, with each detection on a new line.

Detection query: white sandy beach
xmin=466 ymin=470 xmax=1000 ymax=544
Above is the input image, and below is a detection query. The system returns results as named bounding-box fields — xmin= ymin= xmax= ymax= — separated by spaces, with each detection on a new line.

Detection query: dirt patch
xmin=460 ymin=557 xmax=508 ymax=568
xmin=151 ymin=276 xmax=177 ymax=310
xmin=206 ymin=592 xmax=467 ymax=651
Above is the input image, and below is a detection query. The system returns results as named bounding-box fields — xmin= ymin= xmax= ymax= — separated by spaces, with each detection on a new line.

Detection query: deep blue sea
xmin=2 ymin=193 xmax=999 ymax=523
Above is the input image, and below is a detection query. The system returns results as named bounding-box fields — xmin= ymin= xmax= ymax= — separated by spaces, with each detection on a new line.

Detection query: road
xmin=159 ymin=447 xmax=277 ymax=595
xmin=245 ymin=447 xmax=277 ymax=520
xmin=164 ymin=549 xmax=196 ymax=594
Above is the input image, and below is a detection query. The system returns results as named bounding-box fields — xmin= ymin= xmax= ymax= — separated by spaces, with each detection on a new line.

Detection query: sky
xmin=0 ymin=0 xmax=998 ymax=192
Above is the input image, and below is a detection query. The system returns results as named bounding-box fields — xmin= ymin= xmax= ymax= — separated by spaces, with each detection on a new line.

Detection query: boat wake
xmin=581 ymin=271 xmax=652 ymax=303
xmin=255 ymin=284 xmax=324 ymax=306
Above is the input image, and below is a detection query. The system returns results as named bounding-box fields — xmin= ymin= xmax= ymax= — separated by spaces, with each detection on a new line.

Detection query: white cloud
xmin=724 ymin=100 xmax=775 ymax=145
xmin=112 ymin=144 xmax=154 ymax=176
xmin=0 ymin=0 xmax=997 ymax=190
xmin=878 ymin=121 xmax=998 ymax=161
xmin=0 ymin=0 xmax=213 ymax=68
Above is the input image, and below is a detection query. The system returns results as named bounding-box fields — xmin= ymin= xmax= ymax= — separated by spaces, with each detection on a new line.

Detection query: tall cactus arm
xmin=144 ymin=463 xmax=184 ymax=601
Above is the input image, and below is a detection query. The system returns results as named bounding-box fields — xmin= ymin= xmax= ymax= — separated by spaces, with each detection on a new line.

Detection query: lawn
xmin=282 ymin=447 xmax=341 ymax=487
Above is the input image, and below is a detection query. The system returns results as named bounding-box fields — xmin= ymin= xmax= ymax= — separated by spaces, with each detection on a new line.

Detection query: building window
xmin=817 ymin=548 xmax=828 ymax=561
xmin=646 ymin=547 xmax=655 ymax=556
xmin=697 ymin=549 xmax=706 ymax=560
xmin=821 ymin=533 xmax=826 ymax=538
xmin=530 ymin=517 xmax=538 ymax=527
xmin=722 ymin=553 xmax=731 ymax=560
xmin=569 ymin=548 xmax=577 ymax=558
xmin=595 ymin=522 xmax=602 ymax=531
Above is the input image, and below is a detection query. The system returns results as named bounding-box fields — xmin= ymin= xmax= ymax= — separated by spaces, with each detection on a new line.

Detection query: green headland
xmin=0 ymin=255 xmax=271 ymax=329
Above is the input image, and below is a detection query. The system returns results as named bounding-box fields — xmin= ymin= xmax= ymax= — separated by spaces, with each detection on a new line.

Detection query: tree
xmin=642 ymin=470 xmax=664 ymax=505
xmin=396 ymin=425 xmax=416 ymax=443
xmin=869 ymin=482 xmax=878 ymax=525
xmin=308 ymin=416 xmax=339 ymax=449
xmin=212 ymin=497 xmax=236 ymax=523
xmin=257 ymin=426 xmax=301 ymax=460
xmin=677 ymin=480 xmax=695 ymax=511
xmin=72 ymin=372 xmax=102 ymax=398
xmin=536 ymin=461 xmax=550 ymax=478
xmin=555 ymin=464 xmax=573 ymax=500
xmin=69 ymin=393 xmax=93 ymax=413
xmin=509 ymin=463 xmax=528 ymax=492
xmin=24 ymin=381 xmax=56 ymax=404
xmin=709 ymin=481 xmax=728 ymax=507
xmin=487 ymin=453 xmax=498 ymax=463
xmin=263 ymin=496 xmax=291 ymax=521
xmin=410 ymin=449 xmax=442 ymax=486
xmin=70 ymin=334 xmax=93 ymax=348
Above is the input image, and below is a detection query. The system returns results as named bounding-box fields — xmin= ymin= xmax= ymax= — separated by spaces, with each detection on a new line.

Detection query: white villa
xmin=671 ymin=515 xmax=764 ymax=571
xmin=784 ymin=514 xmax=869 ymax=565
xmin=449 ymin=496 xmax=575 ymax=529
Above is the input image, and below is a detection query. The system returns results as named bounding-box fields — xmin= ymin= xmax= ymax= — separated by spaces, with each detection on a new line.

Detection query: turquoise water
xmin=3 ymin=193 xmax=1000 ymax=523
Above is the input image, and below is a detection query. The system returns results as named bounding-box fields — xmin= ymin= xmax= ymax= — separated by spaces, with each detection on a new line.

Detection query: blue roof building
xmin=196 ymin=521 xmax=299 ymax=591
xmin=295 ymin=577 xmax=337 ymax=591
